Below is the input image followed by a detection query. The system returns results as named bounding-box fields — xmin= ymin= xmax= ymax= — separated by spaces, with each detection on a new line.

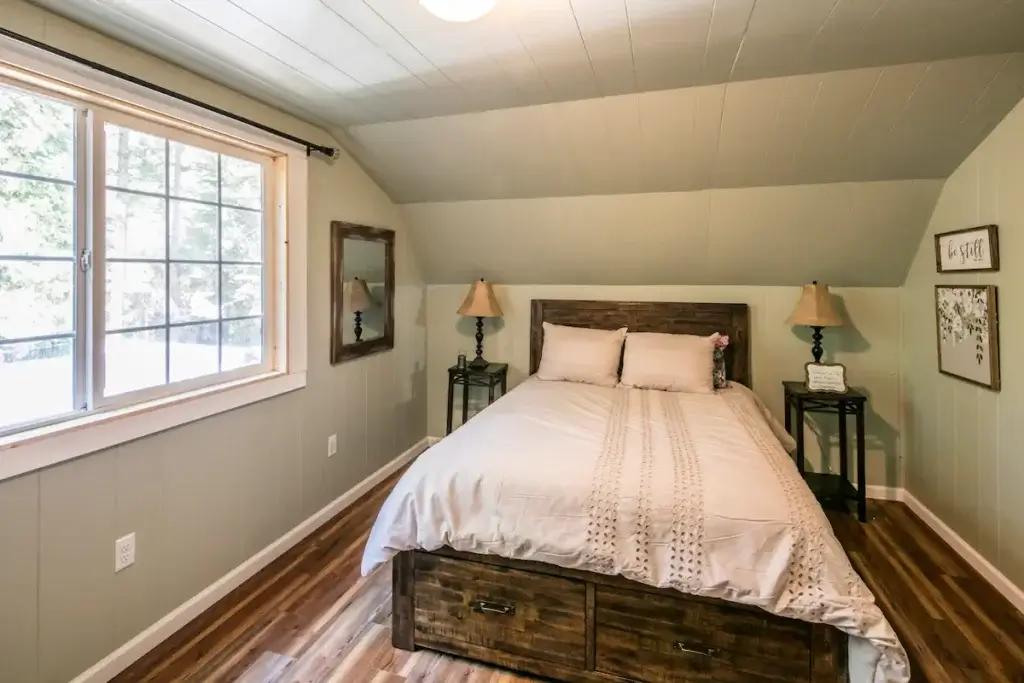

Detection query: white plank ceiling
xmin=28 ymin=0 xmax=1024 ymax=203
xmin=29 ymin=0 xmax=1024 ymax=126
xmin=20 ymin=0 xmax=1024 ymax=285
xmin=349 ymin=53 xmax=1024 ymax=201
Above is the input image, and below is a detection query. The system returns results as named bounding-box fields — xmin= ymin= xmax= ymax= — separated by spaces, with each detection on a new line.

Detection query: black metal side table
xmin=447 ymin=363 xmax=508 ymax=435
xmin=783 ymin=381 xmax=868 ymax=522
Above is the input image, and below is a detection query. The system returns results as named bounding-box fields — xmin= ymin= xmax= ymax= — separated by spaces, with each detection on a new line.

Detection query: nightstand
xmin=447 ymin=363 xmax=508 ymax=435
xmin=782 ymin=381 xmax=868 ymax=522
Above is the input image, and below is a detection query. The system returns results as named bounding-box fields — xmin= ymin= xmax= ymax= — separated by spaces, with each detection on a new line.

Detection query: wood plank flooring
xmin=113 ymin=470 xmax=1024 ymax=683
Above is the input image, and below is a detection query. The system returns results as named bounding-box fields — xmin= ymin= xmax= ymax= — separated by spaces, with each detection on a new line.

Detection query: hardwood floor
xmin=830 ymin=504 xmax=1024 ymax=683
xmin=113 ymin=471 xmax=1024 ymax=683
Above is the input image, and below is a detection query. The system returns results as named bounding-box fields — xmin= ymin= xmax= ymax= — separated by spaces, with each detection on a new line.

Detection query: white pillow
xmin=536 ymin=322 xmax=626 ymax=387
xmin=620 ymin=332 xmax=717 ymax=393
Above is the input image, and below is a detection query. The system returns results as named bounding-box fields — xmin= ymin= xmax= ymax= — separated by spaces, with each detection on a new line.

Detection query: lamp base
xmin=469 ymin=316 xmax=488 ymax=368
xmin=810 ymin=326 xmax=824 ymax=364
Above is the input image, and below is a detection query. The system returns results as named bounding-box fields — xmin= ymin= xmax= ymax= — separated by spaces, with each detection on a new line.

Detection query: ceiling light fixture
xmin=420 ymin=0 xmax=495 ymax=22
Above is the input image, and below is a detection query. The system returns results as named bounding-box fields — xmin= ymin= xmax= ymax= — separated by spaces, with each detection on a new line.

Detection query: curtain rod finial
xmin=307 ymin=145 xmax=338 ymax=158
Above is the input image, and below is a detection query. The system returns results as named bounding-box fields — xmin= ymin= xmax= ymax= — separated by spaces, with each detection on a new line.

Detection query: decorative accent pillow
xmin=620 ymin=332 xmax=717 ymax=393
xmin=536 ymin=323 xmax=627 ymax=387
xmin=713 ymin=334 xmax=730 ymax=389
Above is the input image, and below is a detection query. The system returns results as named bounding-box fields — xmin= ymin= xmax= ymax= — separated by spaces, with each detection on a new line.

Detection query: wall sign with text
xmin=934 ymin=225 xmax=999 ymax=273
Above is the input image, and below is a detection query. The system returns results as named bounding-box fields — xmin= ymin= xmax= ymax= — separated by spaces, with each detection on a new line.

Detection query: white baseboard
xmin=71 ymin=436 xmax=432 ymax=683
xmin=903 ymin=490 xmax=1024 ymax=617
xmin=865 ymin=485 xmax=905 ymax=501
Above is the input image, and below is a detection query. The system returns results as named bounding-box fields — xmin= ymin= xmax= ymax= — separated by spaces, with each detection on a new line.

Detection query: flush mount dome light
xmin=420 ymin=0 xmax=495 ymax=22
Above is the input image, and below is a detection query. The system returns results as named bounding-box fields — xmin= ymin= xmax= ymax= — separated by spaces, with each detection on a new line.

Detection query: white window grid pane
xmin=102 ymin=128 xmax=265 ymax=397
xmin=0 ymin=81 xmax=84 ymax=431
xmin=0 ymin=81 xmax=76 ymax=183
xmin=0 ymin=336 xmax=76 ymax=433
xmin=0 ymin=86 xmax=79 ymax=331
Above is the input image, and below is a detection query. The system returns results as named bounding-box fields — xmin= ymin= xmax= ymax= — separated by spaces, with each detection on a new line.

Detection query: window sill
xmin=0 ymin=371 xmax=306 ymax=482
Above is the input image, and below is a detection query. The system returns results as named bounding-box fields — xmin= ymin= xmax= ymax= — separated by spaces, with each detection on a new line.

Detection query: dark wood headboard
xmin=529 ymin=299 xmax=751 ymax=387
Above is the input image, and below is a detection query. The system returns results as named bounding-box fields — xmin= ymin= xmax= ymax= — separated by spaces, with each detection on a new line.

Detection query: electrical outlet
xmin=328 ymin=434 xmax=337 ymax=457
xmin=115 ymin=533 xmax=135 ymax=573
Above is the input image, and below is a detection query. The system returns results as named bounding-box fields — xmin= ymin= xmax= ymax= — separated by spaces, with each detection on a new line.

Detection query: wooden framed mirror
xmin=330 ymin=222 xmax=395 ymax=364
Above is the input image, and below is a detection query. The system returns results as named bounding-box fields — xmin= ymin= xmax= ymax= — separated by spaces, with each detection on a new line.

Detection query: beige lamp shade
xmin=787 ymin=281 xmax=843 ymax=327
xmin=457 ymin=278 xmax=503 ymax=318
xmin=345 ymin=277 xmax=374 ymax=313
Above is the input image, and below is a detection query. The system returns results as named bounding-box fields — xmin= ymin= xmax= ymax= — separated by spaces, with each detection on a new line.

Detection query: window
xmin=100 ymin=120 xmax=268 ymax=399
xmin=0 ymin=83 xmax=78 ymax=431
xmin=1 ymin=80 xmax=276 ymax=436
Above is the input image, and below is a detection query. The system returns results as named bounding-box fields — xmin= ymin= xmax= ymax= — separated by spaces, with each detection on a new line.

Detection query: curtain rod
xmin=0 ymin=26 xmax=337 ymax=158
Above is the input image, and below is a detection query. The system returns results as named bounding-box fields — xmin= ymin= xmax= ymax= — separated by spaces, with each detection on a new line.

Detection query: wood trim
xmin=933 ymin=224 xmax=1000 ymax=273
xmin=934 ymin=285 xmax=1000 ymax=391
xmin=330 ymin=222 xmax=396 ymax=364
xmin=529 ymin=299 xmax=752 ymax=387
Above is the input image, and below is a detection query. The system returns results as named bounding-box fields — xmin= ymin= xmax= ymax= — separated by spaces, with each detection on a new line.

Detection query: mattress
xmin=363 ymin=377 xmax=909 ymax=683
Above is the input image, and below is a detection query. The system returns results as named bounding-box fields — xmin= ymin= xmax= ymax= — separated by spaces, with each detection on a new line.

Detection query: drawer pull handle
xmin=471 ymin=600 xmax=516 ymax=616
xmin=674 ymin=642 xmax=720 ymax=658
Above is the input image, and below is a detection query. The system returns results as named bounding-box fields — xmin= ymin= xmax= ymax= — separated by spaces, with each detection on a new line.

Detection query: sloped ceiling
xmin=402 ymin=180 xmax=944 ymax=286
xmin=21 ymin=0 xmax=1024 ymax=286
xmin=349 ymin=54 xmax=1024 ymax=201
xmin=26 ymin=0 xmax=1024 ymax=127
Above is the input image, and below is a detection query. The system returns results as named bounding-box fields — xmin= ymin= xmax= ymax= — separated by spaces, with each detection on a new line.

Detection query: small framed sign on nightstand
xmin=805 ymin=362 xmax=848 ymax=393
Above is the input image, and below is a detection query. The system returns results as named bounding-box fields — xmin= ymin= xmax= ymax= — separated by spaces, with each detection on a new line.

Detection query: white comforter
xmin=363 ymin=378 xmax=909 ymax=683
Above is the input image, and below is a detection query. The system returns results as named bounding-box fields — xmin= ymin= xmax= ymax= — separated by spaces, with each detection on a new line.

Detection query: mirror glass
xmin=341 ymin=239 xmax=388 ymax=345
xmin=331 ymin=221 xmax=394 ymax=364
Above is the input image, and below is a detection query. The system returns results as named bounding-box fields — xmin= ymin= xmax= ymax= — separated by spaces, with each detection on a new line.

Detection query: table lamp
xmin=346 ymin=277 xmax=374 ymax=342
xmin=458 ymin=279 xmax=503 ymax=368
xmin=787 ymin=281 xmax=843 ymax=363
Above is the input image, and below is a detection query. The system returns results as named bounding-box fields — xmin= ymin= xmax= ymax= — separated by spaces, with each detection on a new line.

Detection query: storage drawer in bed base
xmin=393 ymin=549 xmax=848 ymax=683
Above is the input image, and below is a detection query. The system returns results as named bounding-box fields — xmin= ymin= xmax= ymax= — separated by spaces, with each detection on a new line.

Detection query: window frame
xmin=0 ymin=40 xmax=308 ymax=481
xmin=0 ymin=74 xmax=88 ymax=433
xmin=88 ymin=107 xmax=278 ymax=411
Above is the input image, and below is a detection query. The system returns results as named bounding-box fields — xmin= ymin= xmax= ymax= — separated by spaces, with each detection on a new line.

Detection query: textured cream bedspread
xmin=362 ymin=378 xmax=908 ymax=683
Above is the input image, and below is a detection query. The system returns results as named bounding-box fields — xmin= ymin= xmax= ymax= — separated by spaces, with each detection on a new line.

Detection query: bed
xmin=362 ymin=300 xmax=908 ymax=683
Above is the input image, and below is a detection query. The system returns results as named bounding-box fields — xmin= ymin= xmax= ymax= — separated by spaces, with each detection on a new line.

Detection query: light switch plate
xmin=328 ymin=434 xmax=337 ymax=457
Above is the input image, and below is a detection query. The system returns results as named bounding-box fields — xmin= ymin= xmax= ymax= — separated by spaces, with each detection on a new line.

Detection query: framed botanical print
xmin=934 ymin=225 xmax=999 ymax=273
xmin=935 ymin=285 xmax=1000 ymax=390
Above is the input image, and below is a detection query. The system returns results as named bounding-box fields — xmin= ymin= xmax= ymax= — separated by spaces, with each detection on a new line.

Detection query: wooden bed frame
xmin=392 ymin=300 xmax=848 ymax=683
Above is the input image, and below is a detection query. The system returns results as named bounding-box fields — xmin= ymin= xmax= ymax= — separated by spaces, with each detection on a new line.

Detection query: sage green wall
xmin=426 ymin=284 xmax=903 ymax=488
xmin=901 ymin=97 xmax=1024 ymax=590
xmin=0 ymin=3 xmax=427 ymax=682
